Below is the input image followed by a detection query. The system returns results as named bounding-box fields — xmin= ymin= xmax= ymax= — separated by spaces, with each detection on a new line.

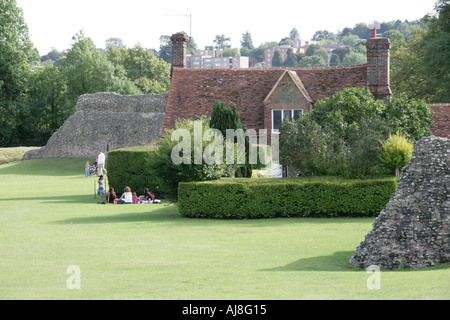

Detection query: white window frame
xmin=271 ymin=109 xmax=304 ymax=133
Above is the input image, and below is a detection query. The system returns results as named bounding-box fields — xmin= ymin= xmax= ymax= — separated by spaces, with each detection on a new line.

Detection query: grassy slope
xmin=0 ymin=159 xmax=448 ymax=300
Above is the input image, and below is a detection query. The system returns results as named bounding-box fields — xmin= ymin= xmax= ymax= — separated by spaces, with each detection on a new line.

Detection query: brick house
xmin=164 ymin=32 xmax=392 ymax=139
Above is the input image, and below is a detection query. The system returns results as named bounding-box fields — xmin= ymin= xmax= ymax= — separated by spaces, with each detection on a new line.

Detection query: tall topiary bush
xmin=209 ymin=100 xmax=252 ymax=177
xmin=379 ymin=132 xmax=413 ymax=175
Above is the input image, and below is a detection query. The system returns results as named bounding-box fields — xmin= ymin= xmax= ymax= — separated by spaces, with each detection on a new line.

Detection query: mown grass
xmin=0 ymin=158 xmax=448 ymax=300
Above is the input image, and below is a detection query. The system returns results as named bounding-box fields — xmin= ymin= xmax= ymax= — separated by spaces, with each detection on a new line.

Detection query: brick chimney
xmin=366 ymin=29 xmax=392 ymax=100
xmin=170 ymin=33 xmax=189 ymax=69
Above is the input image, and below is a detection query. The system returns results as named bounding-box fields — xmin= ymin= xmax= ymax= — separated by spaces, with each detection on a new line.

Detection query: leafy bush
xmin=379 ymin=132 xmax=413 ymax=174
xmin=280 ymin=87 xmax=432 ymax=178
xmin=106 ymin=145 xmax=161 ymax=197
xmin=178 ymin=177 xmax=397 ymax=219
xmin=147 ymin=116 xmax=233 ymax=199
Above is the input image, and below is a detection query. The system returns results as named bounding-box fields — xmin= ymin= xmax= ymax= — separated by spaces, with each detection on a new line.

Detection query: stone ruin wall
xmin=23 ymin=92 xmax=168 ymax=160
xmin=350 ymin=136 xmax=449 ymax=270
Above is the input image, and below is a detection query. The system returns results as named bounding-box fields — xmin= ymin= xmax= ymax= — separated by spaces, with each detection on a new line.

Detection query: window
xmin=272 ymin=109 xmax=303 ymax=132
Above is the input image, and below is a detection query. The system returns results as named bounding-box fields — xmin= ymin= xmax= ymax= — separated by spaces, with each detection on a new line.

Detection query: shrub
xmin=147 ymin=116 xmax=233 ymax=199
xmin=379 ymin=132 xmax=414 ymax=174
xmin=280 ymin=87 xmax=432 ymax=178
xmin=178 ymin=177 xmax=397 ymax=219
xmin=106 ymin=145 xmax=161 ymax=197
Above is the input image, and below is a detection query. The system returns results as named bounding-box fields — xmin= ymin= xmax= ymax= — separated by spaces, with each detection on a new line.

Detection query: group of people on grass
xmin=86 ymin=150 xmax=157 ymax=205
xmin=97 ymin=178 xmax=155 ymax=205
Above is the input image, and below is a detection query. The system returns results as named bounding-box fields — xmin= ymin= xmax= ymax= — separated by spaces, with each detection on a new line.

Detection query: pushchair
xmin=89 ymin=161 xmax=98 ymax=176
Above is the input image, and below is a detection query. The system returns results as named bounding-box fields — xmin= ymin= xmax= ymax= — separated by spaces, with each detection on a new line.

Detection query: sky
xmin=15 ymin=0 xmax=438 ymax=55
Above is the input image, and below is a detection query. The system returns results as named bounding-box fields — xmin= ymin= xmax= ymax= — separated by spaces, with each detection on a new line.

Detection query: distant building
xmin=186 ymin=46 xmax=249 ymax=69
xmin=264 ymin=37 xmax=309 ymax=67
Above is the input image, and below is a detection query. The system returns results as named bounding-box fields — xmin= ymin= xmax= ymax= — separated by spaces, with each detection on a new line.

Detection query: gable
xmin=264 ymin=70 xmax=313 ymax=106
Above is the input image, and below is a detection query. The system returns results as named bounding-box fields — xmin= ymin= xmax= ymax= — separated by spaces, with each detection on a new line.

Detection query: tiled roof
xmin=430 ymin=104 xmax=450 ymax=139
xmin=164 ymin=65 xmax=368 ymax=131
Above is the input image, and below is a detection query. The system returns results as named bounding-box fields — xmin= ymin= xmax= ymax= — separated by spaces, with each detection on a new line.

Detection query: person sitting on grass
xmin=117 ymin=186 xmax=133 ymax=204
xmin=97 ymin=175 xmax=106 ymax=204
xmin=107 ymin=187 xmax=117 ymax=204
xmin=139 ymin=188 xmax=153 ymax=203
xmin=132 ymin=192 xmax=138 ymax=204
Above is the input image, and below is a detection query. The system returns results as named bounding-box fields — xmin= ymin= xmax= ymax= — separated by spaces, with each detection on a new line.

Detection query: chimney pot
xmin=371 ymin=28 xmax=377 ymax=38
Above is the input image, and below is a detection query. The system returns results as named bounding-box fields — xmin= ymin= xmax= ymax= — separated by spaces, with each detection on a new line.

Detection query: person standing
xmin=97 ymin=175 xmax=106 ymax=204
xmin=97 ymin=150 xmax=107 ymax=176
xmin=85 ymin=161 xmax=90 ymax=178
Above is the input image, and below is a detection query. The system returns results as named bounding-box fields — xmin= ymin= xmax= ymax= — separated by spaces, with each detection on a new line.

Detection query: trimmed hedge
xmin=106 ymin=145 xmax=161 ymax=196
xmin=178 ymin=177 xmax=397 ymax=219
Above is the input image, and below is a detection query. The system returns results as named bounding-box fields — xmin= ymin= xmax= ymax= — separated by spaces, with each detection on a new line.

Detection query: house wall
xmin=263 ymin=77 xmax=313 ymax=137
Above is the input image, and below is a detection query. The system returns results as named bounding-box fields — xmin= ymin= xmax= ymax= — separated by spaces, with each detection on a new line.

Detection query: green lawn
xmin=0 ymin=159 xmax=448 ymax=300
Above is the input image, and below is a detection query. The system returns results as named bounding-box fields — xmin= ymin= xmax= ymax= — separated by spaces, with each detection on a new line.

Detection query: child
xmin=85 ymin=161 xmax=90 ymax=178
xmin=132 ymin=192 xmax=138 ymax=204
xmin=97 ymin=175 xmax=106 ymax=204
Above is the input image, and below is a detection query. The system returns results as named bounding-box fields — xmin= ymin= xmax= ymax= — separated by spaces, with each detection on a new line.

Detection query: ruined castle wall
xmin=350 ymin=136 xmax=449 ymax=270
xmin=23 ymin=92 xmax=168 ymax=160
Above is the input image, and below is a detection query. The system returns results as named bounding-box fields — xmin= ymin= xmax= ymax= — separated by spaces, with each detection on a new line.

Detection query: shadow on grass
xmin=1 ymin=194 xmax=98 ymax=203
xmin=261 ymin=251 xmax=357 ymax=272
xmin=261 ymin=251 xmax=450 ymax=272
xmin=50 ymin=206 xmax=182 ymax=225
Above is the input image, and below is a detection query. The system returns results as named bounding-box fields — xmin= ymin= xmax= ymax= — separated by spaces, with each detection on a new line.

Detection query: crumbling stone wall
xmin=350 ymin=136 xmax=449 ymax=270
xmin=23 ymin=92 xmax=167 ymax=159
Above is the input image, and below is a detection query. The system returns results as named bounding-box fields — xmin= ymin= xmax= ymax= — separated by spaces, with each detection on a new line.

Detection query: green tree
xmin=305 ymin=44 xmax=328 ymax=62
xmin=240 ymin=31 xmax=254 ymax=50
xmin=312 ymin=30 xmax=336 ymax=42
xmin=213 ymin=34 xmax=231 ymax=49
xmin=352 ymin=22 xmax=369 ymax=39
xmin=0 ymin=0 xmax=39 ymax=145
xmin=279 ymin=37 xmax=293 ymax=47
xmin=272 ymin=50 xmax=282 ymax=67
xmin=341 ymin=33 xmax=359 ymax=46
xmin=22 ymin=62 xmax=72 ymax=145
xmin=341 ymin=52 xmax=366 ymax=65
xmin=283 ymin=48 xmax=297 ymax=67
xmin=421 ymin=0 xmax=450 ymax=102
xmin=329 ymin=53 xmax=341 ymax=66
xmin=390 ymin=25 xmax=432 ymax=100
xmin=61 ymin=31 xmax=140 ymax=104
xmin=40 ymin=48 xmax=64 ymax=65
xmin=298 ymin=55 xmax=326 ymax=67
xmin=220 ymin=48 xmax=240 ymax=57
xmin=289 ymin=28 xmax=300 ymax=40
xmin=332 ymin=47 xmax=351 ymax=62
xmin=107 ymin=43 xmax=171 ymax=94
